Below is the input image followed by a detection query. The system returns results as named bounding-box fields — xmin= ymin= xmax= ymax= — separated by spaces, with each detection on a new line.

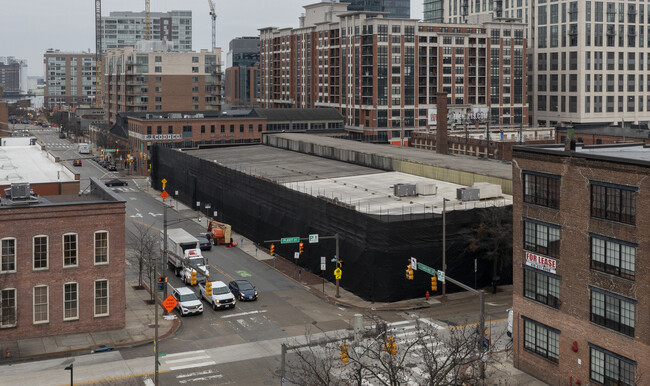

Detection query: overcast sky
xmin=0 ymin=0 xmax=423 ymax=77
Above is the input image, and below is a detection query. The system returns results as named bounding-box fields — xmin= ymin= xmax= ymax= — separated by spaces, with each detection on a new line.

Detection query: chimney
xmin=436 ymin=93 xmax=449 ymax=154
xmin=564 ymin=127 xmax=575 ymax=151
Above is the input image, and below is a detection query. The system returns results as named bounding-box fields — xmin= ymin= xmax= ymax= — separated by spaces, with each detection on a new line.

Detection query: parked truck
xmin=161 ymin=228 xmax=210 ymax=284
xmin=206 ymin=219 xmax=238 ymax=247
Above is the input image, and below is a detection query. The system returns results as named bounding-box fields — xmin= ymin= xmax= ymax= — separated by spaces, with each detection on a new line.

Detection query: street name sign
xmin=281 ymin=237 xmax=300 ymax=244
xmin=417 ymin=262 xmax=436 ymax=276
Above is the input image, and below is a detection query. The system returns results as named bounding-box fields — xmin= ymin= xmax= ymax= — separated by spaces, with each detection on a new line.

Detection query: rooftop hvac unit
xmin=394 ymin=183 xmax=417 ymax=197
xmin=10 ymin=182 xmax=31 ymax=199
xmin=416 ymin=182 xmax=437 ymax=196
xmin=472 ymin=182 xmax=502 ymax=199
xmin=457 ymin=187 xmax=480 ymax=201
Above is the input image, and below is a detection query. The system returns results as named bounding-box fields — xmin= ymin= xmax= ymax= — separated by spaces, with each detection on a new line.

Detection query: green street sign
xmin=281 ymin=237 xmax=300 ymax=244
xmin=417 ymin=262 xmax=436 ymax=276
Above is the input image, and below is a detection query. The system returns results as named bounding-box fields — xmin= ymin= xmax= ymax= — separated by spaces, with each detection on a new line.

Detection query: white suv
xmin=172 ymin=287 xmax=203 ymax=316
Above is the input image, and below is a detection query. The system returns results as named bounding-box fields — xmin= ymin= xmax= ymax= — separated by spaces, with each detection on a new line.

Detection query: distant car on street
xmin=106 ymin=164 xmax=117 ymax=171
xmin=196 ymin=235 xmax=212 ymax=251
xmin=104 ymin=179 xmax=128 ymax=187
xmin=228 ymin=280 xmax=258 ymax=301
xmin=73 ymin=159 xmax=82 ymax=167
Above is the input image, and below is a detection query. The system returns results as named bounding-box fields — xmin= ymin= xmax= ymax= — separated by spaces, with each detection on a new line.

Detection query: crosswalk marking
xmin=161 ymin=349 xmax=217 ymax=371
xmin=166 ymin=355 xmax=211 ymax=364
xmin=169 ymin=361 xmax=217 ymax=371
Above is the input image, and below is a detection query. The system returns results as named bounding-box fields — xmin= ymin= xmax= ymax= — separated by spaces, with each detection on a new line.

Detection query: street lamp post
xmin=64 ymin=364 xmax=73 ymax=386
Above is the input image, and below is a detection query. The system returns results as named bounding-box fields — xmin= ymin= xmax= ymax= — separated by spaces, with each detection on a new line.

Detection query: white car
xmin=172 ymin=287 xmax=203 ymax=316
xmin=507 ymin=308 xmax=513 ymax=338
xmin=200 ymin=280 xmax=236 ymax=310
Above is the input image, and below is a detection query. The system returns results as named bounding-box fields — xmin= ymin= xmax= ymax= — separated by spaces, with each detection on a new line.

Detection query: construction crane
xmin=207 ymin=0 xmax=216 ymax=49
xmin=95 ymin=0 xmax=103 ymax=108
xmin=145 ymin=0 xmax=151 ymax=40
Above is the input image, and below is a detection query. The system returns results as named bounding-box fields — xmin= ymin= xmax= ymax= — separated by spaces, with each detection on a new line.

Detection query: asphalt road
xmin=8 ymin=129 xmax=514 ymax=385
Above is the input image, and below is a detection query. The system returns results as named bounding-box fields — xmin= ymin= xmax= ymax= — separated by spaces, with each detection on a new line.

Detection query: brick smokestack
xmin=436 ymin=92 xmax=448 ymax=154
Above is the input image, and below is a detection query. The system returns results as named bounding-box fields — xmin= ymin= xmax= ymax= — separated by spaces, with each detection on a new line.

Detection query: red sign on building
xmin=525 ymin=251 xmax=557 ymax=274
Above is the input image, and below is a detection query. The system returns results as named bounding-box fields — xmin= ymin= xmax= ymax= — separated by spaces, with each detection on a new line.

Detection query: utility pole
xmin=153 ymin=247 xmax=159 ymax=385
xmin=335 ymin=233 xmax=340 ymax=298
xmin=162 ymin=203 xmax=169 ymax=314
xmin=442 ymin=199 xmax=446 ymax=297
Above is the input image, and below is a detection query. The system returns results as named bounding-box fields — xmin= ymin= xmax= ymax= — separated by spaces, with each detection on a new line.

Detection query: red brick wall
xmin=0 ymin=201 xmax=126 ymax=341
xmin=511 ymin=150 xmax=650 ymax=385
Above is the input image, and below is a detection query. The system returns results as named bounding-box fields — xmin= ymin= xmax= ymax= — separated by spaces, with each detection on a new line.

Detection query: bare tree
xmin=283 ymin=314 xmax=493 ymax=386
xmin=465 ymin=206 xmax=513 ymax=291
xmin=127 ymin=222 xmax=159 ymax=301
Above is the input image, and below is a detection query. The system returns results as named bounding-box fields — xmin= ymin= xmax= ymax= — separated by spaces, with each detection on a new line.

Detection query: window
xmin=63 ymin=283 xmax=78 ymax=320
xmin=590 ymin=345 xmax=636 ymax=386
xmin=95 ymin=280 xmax=109 ymax=317
xmin=591 ymin=235 xmax=635 ymax=279
xmin=1 ymin=238 xmax=16 ymax=272
xmin=95 ymin=231 xmax=108 ymax=264
xmin=523 ymin=318 xmax=559 ymax=363
xmin=154 ymin=56 xmax=162 ymax=63
xmin=590 ymin=182 xmax=636 ymax=224
xmin=523 ymin=172 xmax=560 ymax=208
xmin=33 ymin=236 xmax=48 ymax=270
xmin=191 ymin=67 xmax=199 ymax=73
xmin=63 ymin=234 xmax=78 ymax=267
xmin=523 ymin=219 xmax=561 ymax=258
xmin=1 ymin=288 xmax=16 ymax=327
xmin=33 ymin=286 xmax=48 ymax=324
xmin=590 ymin=287 xmax=635 ymax=337
xmin=524 ymin=268 xmax=560 ymax=308
xmin=154 ymin=66 xmax=162 ymax=73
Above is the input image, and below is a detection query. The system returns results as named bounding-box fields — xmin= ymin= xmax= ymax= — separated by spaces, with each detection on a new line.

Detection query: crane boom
xmin=95 ymin=0 xmax=103 ymax=108
xmin=207 ymin=0 xmax=216 ymax=49
xmin=145 ymin=0 xmax=151 ymax=40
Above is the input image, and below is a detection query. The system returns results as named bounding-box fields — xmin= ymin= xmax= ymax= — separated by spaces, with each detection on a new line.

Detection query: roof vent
xmin=1 ymin=162 xmax=16 ymax=170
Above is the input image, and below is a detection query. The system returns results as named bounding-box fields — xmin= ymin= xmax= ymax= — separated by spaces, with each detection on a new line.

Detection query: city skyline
xmin=0 ymin=0 xmax=424 ymax=77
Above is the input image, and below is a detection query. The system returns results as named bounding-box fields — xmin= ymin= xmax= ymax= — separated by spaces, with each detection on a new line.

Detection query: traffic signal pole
xmin=162 ymin=203 xmax=169 ymax=315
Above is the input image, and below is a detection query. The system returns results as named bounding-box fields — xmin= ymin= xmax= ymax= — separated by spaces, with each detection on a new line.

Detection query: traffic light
xmin=340 ymin=344 xmax=348 ymax=364
xmin=337 ymin=260 xmax=343 ymax=268
xmin=270 ymin=244 xmax=275 ymax=256
xmin=205 ymin=280 xmax=212 ymax=296
xmin=431 ymin=276 xmax=438 ymax=291
xmin=299 ymin=242 xmax=304 ymax=254
xmin=157 ymin=276 xmax=166 ymax=291
xmin=405 ymin=265 xmax=414 ymax=280
xmin=384 ymin=336 xmax=397 ymax=355
xmin=190 ymin=271 xmax=197 ymax=286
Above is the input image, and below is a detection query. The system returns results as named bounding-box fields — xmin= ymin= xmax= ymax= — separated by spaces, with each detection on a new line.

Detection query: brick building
xmin=511 ymin=142 xmax=649 ymax=385
xmin=0 ymin=178 xmax=126 ymax=341
xmin=43 ymin=50 xmax=97 ymax=109
xmin=259 ymin=2 xmax=527 ymax=141
xmin=103 ymin=45 xmax=222 ymax=125
xmin=555 ymin=125 xmax=650 ymax=146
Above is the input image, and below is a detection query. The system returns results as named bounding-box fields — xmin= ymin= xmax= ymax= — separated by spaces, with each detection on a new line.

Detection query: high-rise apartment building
xmin=225 ymin=37 xmax=260 ymax=107
xmin=346 ymin=0 xmax=411 ymax=18
xmin=259 ymin=2 xmax=527 ymax=141
xmin=439 ymin=0 xmax=650 ymax=129
xmin=512 ymin=142 xmax=649 ymax=385
xmin=103 ymin=46 xmax=222 ymax=124
xmin=102 ymin=10 xmax=192 ymax=52
xmin=43 ymin=50 xmax=97 ymax=109
xmin=0 ymin=57 xmax=28 ymax=96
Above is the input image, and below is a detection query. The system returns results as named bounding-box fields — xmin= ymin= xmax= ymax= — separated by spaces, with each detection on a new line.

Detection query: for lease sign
xmin=525 ymin=251 xmax=557 ymax=274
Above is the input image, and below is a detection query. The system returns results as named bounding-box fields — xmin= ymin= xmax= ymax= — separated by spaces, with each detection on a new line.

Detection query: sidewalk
xmin=0 ymin=280 xmax=177 ymax=362
xmin=1 ymin=180 xmax=546 ymax=385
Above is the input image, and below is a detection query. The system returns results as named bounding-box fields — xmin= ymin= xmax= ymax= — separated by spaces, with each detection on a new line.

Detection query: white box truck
xmin=161 ymin=228 xmax=210 ymax=285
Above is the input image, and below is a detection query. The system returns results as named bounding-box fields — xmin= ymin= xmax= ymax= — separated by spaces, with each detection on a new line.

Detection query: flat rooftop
xmin=527 ymin=143 xmax=650 ymax=164
xmin=186 ymin=145 xmax=512 ymax=215
xmin=0 ymin=139 xmax=76 ymax=185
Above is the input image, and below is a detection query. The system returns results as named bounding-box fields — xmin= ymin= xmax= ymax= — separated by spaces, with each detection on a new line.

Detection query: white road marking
xmin=176 ymin=369 xmax=216 ymax=379
xmin=143 ymin=378 xmax=155 ymax=386
xmin=129 ymin=213 xmax=143 ymax=218
xmin=387 ymin=320 xmax=412 ymax=327
xmin=169 ymin=361 xmax=217 ymax=371
xmin=163 ymin=349 xmax=207 ymax=358
xmin=220 ymin=310 xmax=267 ymax=319
xmin=166 ymin=355 xmax=211 ymax=364
xmin=179 ymin=374 xmax=223 ymax=384
xmin=418 ymin=318 xmax=446 ymax=329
